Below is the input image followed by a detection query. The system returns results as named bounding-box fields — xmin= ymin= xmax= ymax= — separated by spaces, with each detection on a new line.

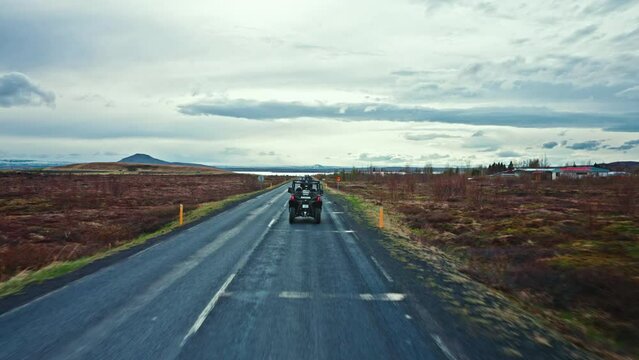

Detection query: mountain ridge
xmin=118 ymin=153 xmax=213 ymax=168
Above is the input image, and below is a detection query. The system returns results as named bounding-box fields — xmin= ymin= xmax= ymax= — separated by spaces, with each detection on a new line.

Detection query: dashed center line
xmin=279 ymin=291 xmax=310 ymax=299
xmin=269 ymin=229 xmax=356 ymax=233
xmin=220 ymin=291 xmax=406 ymax=302
xmin=181 ymin=273 xmax=236 ymax=346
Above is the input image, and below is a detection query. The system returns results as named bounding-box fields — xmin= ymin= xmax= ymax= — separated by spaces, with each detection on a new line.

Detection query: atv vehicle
xmin=288 ymin=176 xmax=323 ymax=224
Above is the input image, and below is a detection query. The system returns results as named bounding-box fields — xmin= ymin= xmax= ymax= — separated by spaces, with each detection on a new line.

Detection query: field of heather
xmin=0 ymin=172 xmax=285 ymax=282
xmin=329 ymin=173 xmax=639 ymax=357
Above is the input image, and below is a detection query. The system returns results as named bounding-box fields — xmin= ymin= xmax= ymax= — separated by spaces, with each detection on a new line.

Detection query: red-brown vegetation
xmin=0 ymin=172 xmax=284 ymax=282
xmin=331 ymin=172 xmax=639 ymax=357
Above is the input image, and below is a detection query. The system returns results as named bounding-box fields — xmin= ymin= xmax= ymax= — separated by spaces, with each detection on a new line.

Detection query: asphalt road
xmin=0 ymin=185 xmax=449 ymax=360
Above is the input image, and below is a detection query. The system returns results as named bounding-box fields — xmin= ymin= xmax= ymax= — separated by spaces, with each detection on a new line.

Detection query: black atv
xmin=288 ymin=176 xmax=323 ymax=224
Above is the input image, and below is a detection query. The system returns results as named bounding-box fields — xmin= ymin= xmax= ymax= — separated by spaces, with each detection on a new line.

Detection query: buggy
xmin=288 ymin=176 xmax=323 ymax=224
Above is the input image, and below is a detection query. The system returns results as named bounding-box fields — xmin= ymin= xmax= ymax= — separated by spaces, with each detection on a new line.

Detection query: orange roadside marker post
xmin=336 ymin=176 xmax=341 ymax=190
xmin=379 ymin=206 xmax=384 ymax=229
xmin=179 ymin=204 xmax=184 ymax=225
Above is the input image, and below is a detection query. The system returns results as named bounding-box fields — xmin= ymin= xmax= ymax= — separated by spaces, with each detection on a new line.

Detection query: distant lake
xmin=0 ymin=159 xmax=70 ymax=169
xmin=233 ymin=171 xmax=335 ymax=177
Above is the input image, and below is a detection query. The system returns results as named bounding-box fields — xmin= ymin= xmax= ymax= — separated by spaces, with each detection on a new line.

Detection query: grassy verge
xmin=0 ymin=185 xmax=282 ymax=298
xmin=326 ymin=186 xmax=411 ymax=240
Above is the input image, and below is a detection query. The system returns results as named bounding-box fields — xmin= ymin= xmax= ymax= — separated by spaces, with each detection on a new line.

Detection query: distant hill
xmin=599 ymin=161 xmax=639 ymax=173
xmin=117 ymin=153 xmax=225 ymax=168
xmin=49 ymin=162 xmax=227 ymax=174
xmin=118 ymin=153 xmax=170 ymax=165
xmin=48 ymin=154 xmax=227 ymax=173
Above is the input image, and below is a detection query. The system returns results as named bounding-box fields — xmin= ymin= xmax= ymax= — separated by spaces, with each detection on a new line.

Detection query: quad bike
xmin=287 ymin=176 xmax=323 ymax=224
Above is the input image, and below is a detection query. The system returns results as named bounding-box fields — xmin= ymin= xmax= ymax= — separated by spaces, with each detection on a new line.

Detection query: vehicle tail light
xmin=316 ymin=196 xmax=322 ymax=202
xmin=290 ymin=195 xmax=296 ymax=201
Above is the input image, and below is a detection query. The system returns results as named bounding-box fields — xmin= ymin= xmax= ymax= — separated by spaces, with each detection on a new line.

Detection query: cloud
xmin=612 ymin=27 xmax=639 ymax=43
xmin=221 ymin=147 xmax=249 ymax=156
xmin=497 ymin=150 xmax=521 ymax=157
xmin=358 ymin=153 xmax=408 ymax=163
xmin=561 ymin=25 xmax=598 ymax=44
xmin=567 ymin=140 xmax=602 ymax=151
xmin=419 ymin=0 xmax=459 ymax=12
xmin=403 ymin=82 xmax=478 ymax=99
xmin=392 ymin=54 xmax=639 ymax=112
xmin=471 ymin=130 xmax=485 ymax=137
xmin=510 ymin=38 xmax=530 ymax=45
xmin=258 ymin=151 xmax=277 ymax=156
xmin=74 ymin=94 xmax=115 ymax=107
xmin=0 ymin=72 xmax=55 ymax=108
xmin=609 ymin=139 xmax=639 ymax=151
xmin=616 ymin=86 xmax=639 ymax=100
xmin=178 ymin=99 xmax=639 ymax=131
xmin=417 ymin=153 xmax=450 ymax=160
xmin=391 ymin=70 xmax=423 ymax=76
xmin=404 ymin=133 xmax=461 ymax=141
xmin=477 ymin=147 xmax=499 ymax=152
xmin=542 ymin=141 xmax=558 ymax=149
xmin=475 ymin=1 xmax=497 ymax=14
xmin=583 ymin=0 xmax=635 ymax=14
xmin=92 ymin=151 xmax=121 ymax=156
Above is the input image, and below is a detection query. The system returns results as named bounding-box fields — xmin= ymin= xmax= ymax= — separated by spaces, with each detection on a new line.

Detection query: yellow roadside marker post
xmin=379 ymin=206 xmax=384 ymax=229
xmin=179 ymin=204 xmax=184 ymax=226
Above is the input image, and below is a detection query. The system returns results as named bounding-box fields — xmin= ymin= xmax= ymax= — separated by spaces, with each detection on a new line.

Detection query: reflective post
xmin=179 ymin=204 xmax=184 ymax=225
xmin=379 ymin=206 xmax=384 ymax=229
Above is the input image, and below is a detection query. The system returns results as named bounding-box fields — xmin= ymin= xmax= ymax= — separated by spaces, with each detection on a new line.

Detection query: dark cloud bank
xmin=0 ymin=73 xmax=55 ymax=108
xmin=179 ymin=99 xmax=639 ymax=132
xmin=567 ymin=140 xmax=602 ymax=151
xmin=610 ymin=139 xmax=639 ymax=151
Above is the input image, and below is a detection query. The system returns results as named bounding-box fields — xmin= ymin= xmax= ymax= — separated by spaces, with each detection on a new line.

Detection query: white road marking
xmin=370 ymin=256 xmax=394 ymax=283
xmin=220 ymin=291 xmax=406 ymax=302
xmin=269 ymin=229 xmax=357 ymax=233
xmin=405 ymin=314 xmax=412 ymax=319
xmin=181 ymin=273 xmax=236 ymax=346
xmin=332 ymin=211 xmax=344 ymax=214
xmin=358 ymin=293 xmax=405 ymax=301
xmin=278 ymin=291 xmax=311 ymax=299
xmin=267 ymin=218 xmax=276 ymax=228
xmin=431 ymin=334 xmax=457 ymax=360
xmin=131 ymin=241 xmax=163 ymax=257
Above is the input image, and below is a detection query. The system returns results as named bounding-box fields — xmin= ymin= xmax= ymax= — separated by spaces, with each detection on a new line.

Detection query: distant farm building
xmin=514 ymin=167 xmax=559 ymax=180
xmin=510 ymin=166 xmax=610 ymax=180
xmin=557 ymin=166 xmax=610 ymax=178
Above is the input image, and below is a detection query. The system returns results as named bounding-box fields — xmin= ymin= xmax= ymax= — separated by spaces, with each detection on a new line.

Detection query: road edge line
xmin=181 ymin=273 xmax=236 ymax=347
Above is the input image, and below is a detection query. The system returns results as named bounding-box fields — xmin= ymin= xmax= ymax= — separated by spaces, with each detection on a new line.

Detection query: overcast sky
xmin=0 ymin=0 xmax=638 ymax=166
